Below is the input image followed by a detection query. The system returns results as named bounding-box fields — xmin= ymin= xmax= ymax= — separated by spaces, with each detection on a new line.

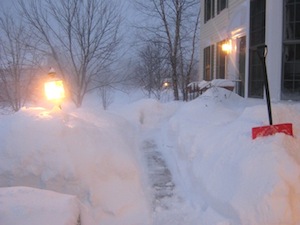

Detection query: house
xmin=199 ymin=0 xmax=300 ymax=101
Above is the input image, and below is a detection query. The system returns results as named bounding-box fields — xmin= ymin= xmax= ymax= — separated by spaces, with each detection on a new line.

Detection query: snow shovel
xmin=251 ymin=45 xmax=293 ymax=139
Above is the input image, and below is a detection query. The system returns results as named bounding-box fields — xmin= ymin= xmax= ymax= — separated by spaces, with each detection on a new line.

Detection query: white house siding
xmin=226 ymin=0 xmax=249 ymax=88
xmin=200 ymin=2 xmax=229 ymax=80
xmin=199 ymin=0 xmax=248 ymax=92
xmin=199 ymin=0 xmax=285 ymax=101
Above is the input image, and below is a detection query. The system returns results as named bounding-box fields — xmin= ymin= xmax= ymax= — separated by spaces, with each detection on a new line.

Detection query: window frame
xmin=282 ymin=0 xmax=300 ymax=100
xmin=216 ymin=40 xmax=227 ymax=79
xmin=204 ymin=0 xmax=215 ymax=23
xmin=248 ymin=0 xmax=266 ymax=98
xmin=203 ymin=45 xmax=215 ymax=81
xmin=217 ymin=0 xmax=228 ymax=14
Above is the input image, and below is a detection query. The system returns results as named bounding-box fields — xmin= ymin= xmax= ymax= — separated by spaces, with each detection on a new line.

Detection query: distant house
xmin=199 ymin=0 xmax=300 ymax=101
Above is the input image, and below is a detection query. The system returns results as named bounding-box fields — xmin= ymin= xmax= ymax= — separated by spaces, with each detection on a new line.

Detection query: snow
xmin=0 ymin=186 xmax=80 ymax=225
xmin=210 ymin=79 xmax=235 ymax=88
xmin=0 ymin=87 xmax=300 ymax=225
xmin=187 ymin=79 xmax=235 ymax=94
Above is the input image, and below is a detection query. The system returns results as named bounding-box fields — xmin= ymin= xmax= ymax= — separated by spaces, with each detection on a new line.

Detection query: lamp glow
xmin=44 ymin=68 xmax=65 ymax=102
xmin=163 ymin=82 xmax=169 ymax=87
xmin=221 ymin=40 xmax=232 ymax=54
xmin=44 ymin=80 xmax=65 ymax=100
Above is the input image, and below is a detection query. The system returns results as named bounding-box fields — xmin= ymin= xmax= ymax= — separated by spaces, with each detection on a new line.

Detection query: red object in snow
xmin=252 ymin=123 xmax=293 ymax=139
xmin=251 ymin=45 xmax=293 ymax=140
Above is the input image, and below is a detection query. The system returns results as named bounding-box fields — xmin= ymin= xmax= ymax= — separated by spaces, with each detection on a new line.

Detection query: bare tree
xmin=178 ymin=5 xmax=200 ymax=101
xmin=98 ymin=85 xmax=113 ymax=110
xmin=18 ymin=0 xmax=123 ymax=107
xmin=0 ymin=11 xmax=40 ymax=112
xmin=135 ymin=41 xmax=169 ymax=100
xmin=133 ymin=0 xmax=200 ymax=101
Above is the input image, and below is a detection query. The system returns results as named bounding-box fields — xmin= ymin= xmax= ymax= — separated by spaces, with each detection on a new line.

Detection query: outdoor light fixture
xmin=222 ymin=40 xmax=232 ymax=54
xmin=44 ymin=68 xmax=65 ymax=107
xmin=163 ymin=82 xmax=169 ymax=88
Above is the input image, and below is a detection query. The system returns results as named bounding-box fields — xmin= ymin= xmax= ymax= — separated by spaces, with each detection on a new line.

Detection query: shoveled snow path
xmin=140 ymin=130 xmax=202 ymax=225
xmin=142 ymin=139 xmax=177 ymax=211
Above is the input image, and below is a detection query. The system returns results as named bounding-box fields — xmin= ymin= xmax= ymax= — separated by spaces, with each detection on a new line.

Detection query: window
xmin=249 ymin=0 xmax=266 ymax=47
xmin=203 ymin=45 xmax=214 ymax=81
xmin=204 ymin=0 xmax=215 ymax=23
xmin=248 ymin=0 xmax=266 ymax=98
xmin=285 ymin=0 xmax=300 ymax=40
xmin=216 ymin=40 xmax=227 ymax=79
xmin=237 ymin=36 xmax=246 ymax=97
xmin=217 ymin=0 xmax=228 ymax=14
xmin=282 ymin=0 xmax=300 ymax=100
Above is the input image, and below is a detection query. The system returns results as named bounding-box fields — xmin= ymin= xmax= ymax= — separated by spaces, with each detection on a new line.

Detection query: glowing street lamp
xmin=44 ymin=68 xmax=65 ymax=108
xmin=163 ymin=82 xmax=169 ymax=88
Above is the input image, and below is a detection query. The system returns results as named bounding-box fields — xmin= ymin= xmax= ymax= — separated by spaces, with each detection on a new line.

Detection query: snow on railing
xmin=187 ymin=79 xmax=235 ymax=101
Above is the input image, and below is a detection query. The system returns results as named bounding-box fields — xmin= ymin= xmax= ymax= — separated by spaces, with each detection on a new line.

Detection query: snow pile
xmin=161 ymin=88 xmax=300 ymax=224
xmin=211 ymin=79 xmax=235 ymax=88
xmin=0 ymin=107 xmax=150 ymax=225
xmin=0 ymin=186 xmax=80 ymax=225
xmin=0 ymin=87 xmax=300 ymax=224
xmin=187 ymin=79 xmax=235 ymax=92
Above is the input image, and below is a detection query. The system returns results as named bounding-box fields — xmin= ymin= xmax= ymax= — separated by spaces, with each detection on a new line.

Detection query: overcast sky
xmin=0 ymin=0 xmax=140 ymax=61
xmin=0 ymin=0 xmax=138 ymax=41
xmin=1 ymin=0 xmax=16 ymax=9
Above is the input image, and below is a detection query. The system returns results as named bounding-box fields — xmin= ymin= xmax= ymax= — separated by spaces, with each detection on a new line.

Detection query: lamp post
xmin=44 ymin=68 xmax=65 ymax=109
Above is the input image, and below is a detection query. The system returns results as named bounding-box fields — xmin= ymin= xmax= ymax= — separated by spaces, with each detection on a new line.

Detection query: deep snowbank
xmin=0 ymin=87 xmax=300 ymax=225
xmin=0 ymin=186 xmax=80 ymax=225
xmin=0 ymin=107 xmax=150 ymax=225
xmin=161 ymin=88 xmax=300 ymax=225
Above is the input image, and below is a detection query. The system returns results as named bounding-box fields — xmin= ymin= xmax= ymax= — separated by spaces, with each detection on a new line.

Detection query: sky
xmin=0 ymin=0 xmax=140 ymax=61
xmin=0 ymin=86 xmax=300 ymax=224
xmin=0 ymin=0 xmax=18 ymax=12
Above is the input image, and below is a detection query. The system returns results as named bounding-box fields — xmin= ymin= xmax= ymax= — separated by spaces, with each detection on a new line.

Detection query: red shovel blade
xmin=252 ymin=123 xmax=293 ymax=139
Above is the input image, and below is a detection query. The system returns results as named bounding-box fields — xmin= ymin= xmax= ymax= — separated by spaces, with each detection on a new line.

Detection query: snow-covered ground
xmin=0 ymin=87 xmax=300 ymax=225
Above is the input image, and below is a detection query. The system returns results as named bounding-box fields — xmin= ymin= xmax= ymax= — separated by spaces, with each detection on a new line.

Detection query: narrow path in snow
xmin=141 ymin=137 xmax=202 ymax=225
xmin=141 ymin=137 xmax=241 ymax=225
xmin=142 ymin=139 xmax=177 ymax=211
